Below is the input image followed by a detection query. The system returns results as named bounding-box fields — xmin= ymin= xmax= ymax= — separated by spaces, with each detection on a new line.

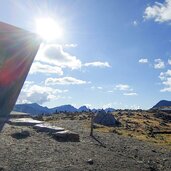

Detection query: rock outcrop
xmin=94 ymin=110 xmax=117 ymax=126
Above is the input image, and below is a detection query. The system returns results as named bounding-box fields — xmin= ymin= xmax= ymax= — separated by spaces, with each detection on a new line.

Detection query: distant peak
xmin=152 ymin=100 xmax=171 ymax=109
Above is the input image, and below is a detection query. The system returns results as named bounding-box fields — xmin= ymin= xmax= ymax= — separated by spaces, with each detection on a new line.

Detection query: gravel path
xmin=0 ymin=119 xmax=171 ymax=171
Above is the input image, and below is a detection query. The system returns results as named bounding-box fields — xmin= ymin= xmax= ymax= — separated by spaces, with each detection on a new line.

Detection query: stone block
xmin=8 ymin=118 xmax=43 ymax=126
xmin=33 ymin=123 xmax=64 ymax=133
xmin=53 ymin=130 xmax=80 ymax=142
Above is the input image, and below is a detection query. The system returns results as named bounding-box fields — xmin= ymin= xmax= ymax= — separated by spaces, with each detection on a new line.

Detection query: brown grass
xmin=41 ymin=111 xmax=171 ymax=149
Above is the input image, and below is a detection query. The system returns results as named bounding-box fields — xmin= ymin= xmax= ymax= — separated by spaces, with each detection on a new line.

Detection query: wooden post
xmin=90 ymin=112 xmax=94 ymax=136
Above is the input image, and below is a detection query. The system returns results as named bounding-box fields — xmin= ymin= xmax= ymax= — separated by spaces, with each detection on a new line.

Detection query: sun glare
xmin=36 ymin=18 xmax=63 ymax=41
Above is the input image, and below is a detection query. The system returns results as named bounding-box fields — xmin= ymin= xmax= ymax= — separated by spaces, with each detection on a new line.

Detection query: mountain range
xmin=13 ymin=100 xmax=171 ymax=115
xmin=13 ymin=103 xmax=115 ymax=115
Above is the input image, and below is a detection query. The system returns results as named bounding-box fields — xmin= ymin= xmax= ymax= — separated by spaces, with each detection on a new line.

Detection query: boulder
xmin=52 ymin=130 xmax=80 ymax=142
xmin=94 ymin=110 xmax=117 ymax=126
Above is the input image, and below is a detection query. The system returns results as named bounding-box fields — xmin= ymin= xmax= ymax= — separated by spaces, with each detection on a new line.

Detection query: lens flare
xmin=36 ymin=18 xmax=63 ymax=41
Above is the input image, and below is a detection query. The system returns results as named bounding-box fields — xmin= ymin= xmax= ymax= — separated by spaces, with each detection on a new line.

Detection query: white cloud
xmin=36 ymin=44 xmax=82 ymax=70
xmin=161 ymin=78 xmax=171 ymax=92
xmin=17 ymin=83 xmax=68 ymax=104
xmin=24 ymin=81 xmax=34 ymax=86
xmin=84 ymin=61 xmax=111 ymax=68
xmin=114 ymin=84 xmax=138 ymax=96
xmin=168 ymin=59 xmax=171 ymax=65
xmin=102 ymin=103 xmax=112 ymax=109
xmin=97 ymin=86 xmax=103 ymax=90
xmin=115 ymin=84 xmax=133 ymax=91
xmin=123 ymin=92 xmax=138 ymax=96
xmin=130 ymin=105 xmax=141 ymax=109
xmin=154 ymin=59 xmax=165 ymax=69
xmin=30 ymin=62 xmax=63 ymax=75
xmin=133 ymin=20 xmax=138 ymax=26
xmin=35 ymin=44 xmax=110 ymax=74
xmin=83 ymin=104 xmax=92 ymax=108
xmin=139 ymin=58 xmax=148 ymax=64
xmin=107 ymin=90 xmax=113 ymax=93
xmin=124 ymin=104 xmax=140 ymax=109
xmin=159 ymin=70 xmax=171 ymax=80
xmin=64 ymin=44 xmax=78 ymax=48
xmin=90 ymin=86 xmax=104 ymax=90
xmin=91 ymin=86 xmax=95 ymax=89
xmin=159 ymin=69 xmax=171 ymax=92
xmin=144 ymin=0 xmax=171 ymax=23
xmin=45 ymin=77 xmax=87 ymax=85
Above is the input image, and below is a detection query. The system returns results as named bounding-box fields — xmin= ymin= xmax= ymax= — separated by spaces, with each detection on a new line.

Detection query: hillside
xmin=52 ymin=105 xmax=77 ymax=113
xmin=78 ymin=106 xmax=90 ymax=112
xmin=13 ymin=103 xmax=51 ymax=115
xmin=152 ymin=100 xmax=171 ymax=109
xmin=14 ymin=104 xmax=81 ymax=115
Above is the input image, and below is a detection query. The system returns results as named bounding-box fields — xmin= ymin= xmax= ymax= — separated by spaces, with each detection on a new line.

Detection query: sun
xmin=36 ymin=18 xmax=64 ymax=41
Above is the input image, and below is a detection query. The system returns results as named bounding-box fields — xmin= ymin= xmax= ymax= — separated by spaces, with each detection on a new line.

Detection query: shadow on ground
xmin=91 ymin=135 xmax=106 ymax=148
xmin=11 ymin=131 xmax=30 ymax=139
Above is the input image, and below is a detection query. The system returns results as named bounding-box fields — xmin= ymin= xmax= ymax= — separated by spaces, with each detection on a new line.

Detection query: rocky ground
xmin=0 ymin=118 xmax=171 ymax=171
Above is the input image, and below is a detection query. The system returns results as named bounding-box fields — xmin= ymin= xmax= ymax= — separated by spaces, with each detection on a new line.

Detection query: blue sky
xmin=0 ymin=0 xmax=171 ymax=109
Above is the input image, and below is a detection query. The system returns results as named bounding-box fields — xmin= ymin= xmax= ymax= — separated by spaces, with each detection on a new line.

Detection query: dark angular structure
xmin=0 ymin=22 xmax=41 ymax=118
xmin=94 ymin=109 xmax=117 ymax=126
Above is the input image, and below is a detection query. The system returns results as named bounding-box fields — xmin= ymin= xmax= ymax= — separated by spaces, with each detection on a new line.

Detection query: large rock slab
xmin=53 ymin=130 xmax=80 ymax=142
xmin=8 ymin=118 xmax=43 ymax=126
xmin=94 ymin=109 xmax=117 ymax=126
xmin=33 ymin=123 xmax=64 ymax=133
